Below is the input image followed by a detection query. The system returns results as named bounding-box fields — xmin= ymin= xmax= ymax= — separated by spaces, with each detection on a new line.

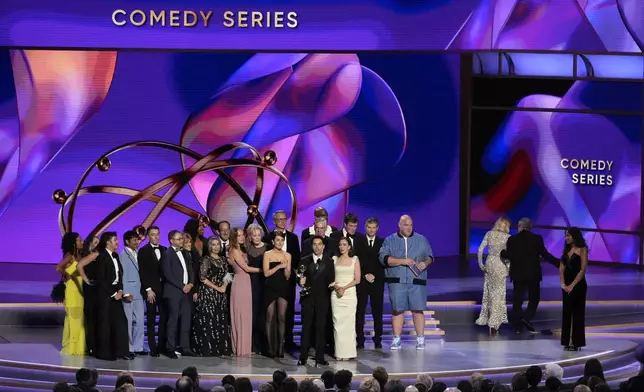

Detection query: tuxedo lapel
xmin=126 ymin=250 xmax=139 ymax=272
xmin=315 ymin=259 xmax=326 ymax=277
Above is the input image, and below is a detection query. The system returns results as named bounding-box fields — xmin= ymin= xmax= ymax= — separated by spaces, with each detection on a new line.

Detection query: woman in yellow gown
xmin=56 ymin=232 xmax=86 ymax=356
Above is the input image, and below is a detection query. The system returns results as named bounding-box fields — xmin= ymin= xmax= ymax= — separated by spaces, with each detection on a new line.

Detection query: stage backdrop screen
xmin=0 ymin=51 xmax=460 ymax=263
xmin=469 ymin=77 xmax=643 ymax=264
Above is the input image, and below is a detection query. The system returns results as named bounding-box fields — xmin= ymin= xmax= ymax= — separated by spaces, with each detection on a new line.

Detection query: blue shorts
xmin=388 ymin=283 xmax=426 ymax=313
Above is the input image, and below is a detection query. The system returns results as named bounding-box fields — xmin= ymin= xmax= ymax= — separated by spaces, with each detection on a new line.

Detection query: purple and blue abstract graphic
xmin=0 ymin=51 xmax=460 ymax=264
xmin=1 ymin=0 xmax=644 ymax=51
xmin=469 ymin=75 xmax=642 ymax=263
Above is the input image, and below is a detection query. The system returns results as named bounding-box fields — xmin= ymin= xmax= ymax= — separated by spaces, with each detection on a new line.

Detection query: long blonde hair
xmin=492 ymin=216 xmax=511 ymax=233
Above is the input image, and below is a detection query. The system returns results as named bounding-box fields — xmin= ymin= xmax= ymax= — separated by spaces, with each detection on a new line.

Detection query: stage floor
xmin=0 ymin=338 xmax=637 ymax=382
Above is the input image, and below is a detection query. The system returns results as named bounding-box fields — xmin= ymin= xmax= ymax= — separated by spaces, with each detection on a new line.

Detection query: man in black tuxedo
xmin=330 ymin=213 xmax=365 ymax=254
xmin=161 ymin=230 xmax=196 ymax=358
xmin=300 ymin=207 xmax=338 ymax=245
xmin=93 ymin=232 xmax=132 ymax=361
xmin=297 ymin=236 xmax=335 ymax=367
xmin=137 ymin=226 xmax=167 ymax=357
xmin=500 ymin=217 xmax=559 ymax=333
xmin=355 ymin=217 xmax=385 ymax=349
xmin=302 ymin=219 xmax=338 ymax=258
xmin=217 ymin=221 xmax=231 ymax=257
xmin=263 ymin=210 xmax=301 ymax=351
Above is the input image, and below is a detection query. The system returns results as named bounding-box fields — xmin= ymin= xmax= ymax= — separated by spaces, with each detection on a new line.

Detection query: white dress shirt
xmin=366 ymin=235 xmax=375 ymax=247
xmin=342 ymin=229 xmax=354 ymax=246
xmin=107 ymin=250 xmax=120 ymax=285
xmin=221 ymin=240 xmax=229 ymax=255
xmin=126 ymin=247 xmax=138 ymax=263
xmin=175 ymin=247 xmax=189 ymax=285
xmin=152 ymin=245 xmax=161 ymax=260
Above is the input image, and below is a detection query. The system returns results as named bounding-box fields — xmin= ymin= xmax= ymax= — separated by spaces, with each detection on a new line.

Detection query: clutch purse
xmin=223 ymin=273 xmax=234 ymax=284
xmin=50 ymin=277 xmax=66 ymax=303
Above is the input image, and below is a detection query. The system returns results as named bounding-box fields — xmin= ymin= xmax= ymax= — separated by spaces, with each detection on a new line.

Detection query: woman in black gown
xmin=192 ymin=237 xmax=233 ymax=356
xmin=559 ymin=227 xmax=588 ymax=351
xmin=246 ymin=224 xmax=267 ymax=355
xmin=262 ymin=232 xmax=291 ymax=358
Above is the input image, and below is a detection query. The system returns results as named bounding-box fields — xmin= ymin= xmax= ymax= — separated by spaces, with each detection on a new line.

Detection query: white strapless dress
xmin=331 ymin=256 xmax=358 ymax=359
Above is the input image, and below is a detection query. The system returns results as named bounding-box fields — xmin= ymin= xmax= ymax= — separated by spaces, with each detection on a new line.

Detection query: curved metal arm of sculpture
xmin=59 ymin=141 xmax=296 ymax=236
xmin=65 ymin=141 xmax=265 ymax=233
xmin=61 ymin=157 xmax=296 ymax=239
xmin=140 ymin=142 xmax=262 ymax=231
xmin=58 ymin=185 xmax=206 ymax=234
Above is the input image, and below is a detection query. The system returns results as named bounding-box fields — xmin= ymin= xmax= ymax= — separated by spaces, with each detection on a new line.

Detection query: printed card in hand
xmin=409 ymin=263 xmax=422 ymax=277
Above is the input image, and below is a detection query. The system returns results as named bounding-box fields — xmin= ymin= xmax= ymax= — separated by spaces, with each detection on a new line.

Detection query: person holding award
xmin=297 ymin=236 xmax=335 ymax=367
xmin=379 ymin=215 xmax=434 ymax=350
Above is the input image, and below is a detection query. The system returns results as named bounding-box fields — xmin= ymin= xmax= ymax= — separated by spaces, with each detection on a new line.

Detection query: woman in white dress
xmin=331 ymin=237 xmax=361 ymax=360
xmin=475 ymin=216 xmax=511 ymax=334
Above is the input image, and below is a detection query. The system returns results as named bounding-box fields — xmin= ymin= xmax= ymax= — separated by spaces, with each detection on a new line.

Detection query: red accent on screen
xmin=484 ymin=150 xmax=533 ymax=212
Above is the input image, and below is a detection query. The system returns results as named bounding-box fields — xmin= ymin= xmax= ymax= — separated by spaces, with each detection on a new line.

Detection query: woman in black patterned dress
xmin=192 ymin=237 xmax=233 ymax=356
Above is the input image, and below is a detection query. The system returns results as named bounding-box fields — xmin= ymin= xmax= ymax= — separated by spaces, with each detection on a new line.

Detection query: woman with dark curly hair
xmin=560 ymin=226 xmax=588 ymax=351
xmin=55 ymin=232 xmax=86 ymax=355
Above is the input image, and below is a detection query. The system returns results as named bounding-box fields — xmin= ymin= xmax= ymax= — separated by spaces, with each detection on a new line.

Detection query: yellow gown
xmin=61 ymin=260 xmax=86 ymax=355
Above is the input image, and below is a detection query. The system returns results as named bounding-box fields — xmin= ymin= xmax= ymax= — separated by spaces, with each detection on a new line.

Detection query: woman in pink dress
xmin=228 ymin=228 xmax=261 ymax=356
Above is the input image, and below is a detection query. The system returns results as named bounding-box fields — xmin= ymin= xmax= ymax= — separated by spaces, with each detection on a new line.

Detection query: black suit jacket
xmin=300 ymin=225 xmax=338 ymax=246
xmin=301 ymin=236 xmax=338 ymax=259
xmin=187 ymin=247 xmax=202 ymax=296
xmin=357 ymin=235 xmax=385 ymax=279
xmin=95 ymin=249 xmax=124 ymax=298
xmin=138 ymin=243 xmax=167 ymax=294
xmin=500 ymin=230 xmax=559 ymax=282
xmin=298 ymin=254 xmax=335 ymax=306
xmin=161 ymin=247 xmax=195 ymax=299
xmin=264 ymin=230 xmax=301 ymax=268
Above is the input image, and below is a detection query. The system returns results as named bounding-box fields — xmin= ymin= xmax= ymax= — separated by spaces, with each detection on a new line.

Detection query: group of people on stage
xmin=55 ymin=207 xmax=436 ymax=364
xmin=475 ymin=217 xmax=588 ymax=351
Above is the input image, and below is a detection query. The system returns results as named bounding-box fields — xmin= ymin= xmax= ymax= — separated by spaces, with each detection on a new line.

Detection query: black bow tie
xmin=174 ymin=248 xmax=182 ymax=252
xmin=346 ymin=233 xmax=355 ymax=239
xmin=152 ymin=246 xmax=158 ymax=249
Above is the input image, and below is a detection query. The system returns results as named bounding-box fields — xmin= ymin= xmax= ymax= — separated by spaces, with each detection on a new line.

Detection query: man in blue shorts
xmin=379 ymin=215 xmax=434 ymax=350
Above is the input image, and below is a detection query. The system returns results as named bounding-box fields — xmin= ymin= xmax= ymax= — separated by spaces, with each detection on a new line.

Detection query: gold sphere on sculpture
xmin=97 ymin=156 xmax=112 ymax=172
xmin=247 ymin=204 xmax=259 ymax=217
xmin=263 ymin=150 xmax=278 ymax=166
xmin=198 ymin=214 xmax=211 ymax=226
xmin=52 ymin=189 xmax=67 ymax=204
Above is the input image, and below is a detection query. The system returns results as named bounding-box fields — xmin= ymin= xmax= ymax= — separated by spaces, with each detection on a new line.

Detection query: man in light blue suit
xmin=119 ymin=230 xmax=147 ymax=356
